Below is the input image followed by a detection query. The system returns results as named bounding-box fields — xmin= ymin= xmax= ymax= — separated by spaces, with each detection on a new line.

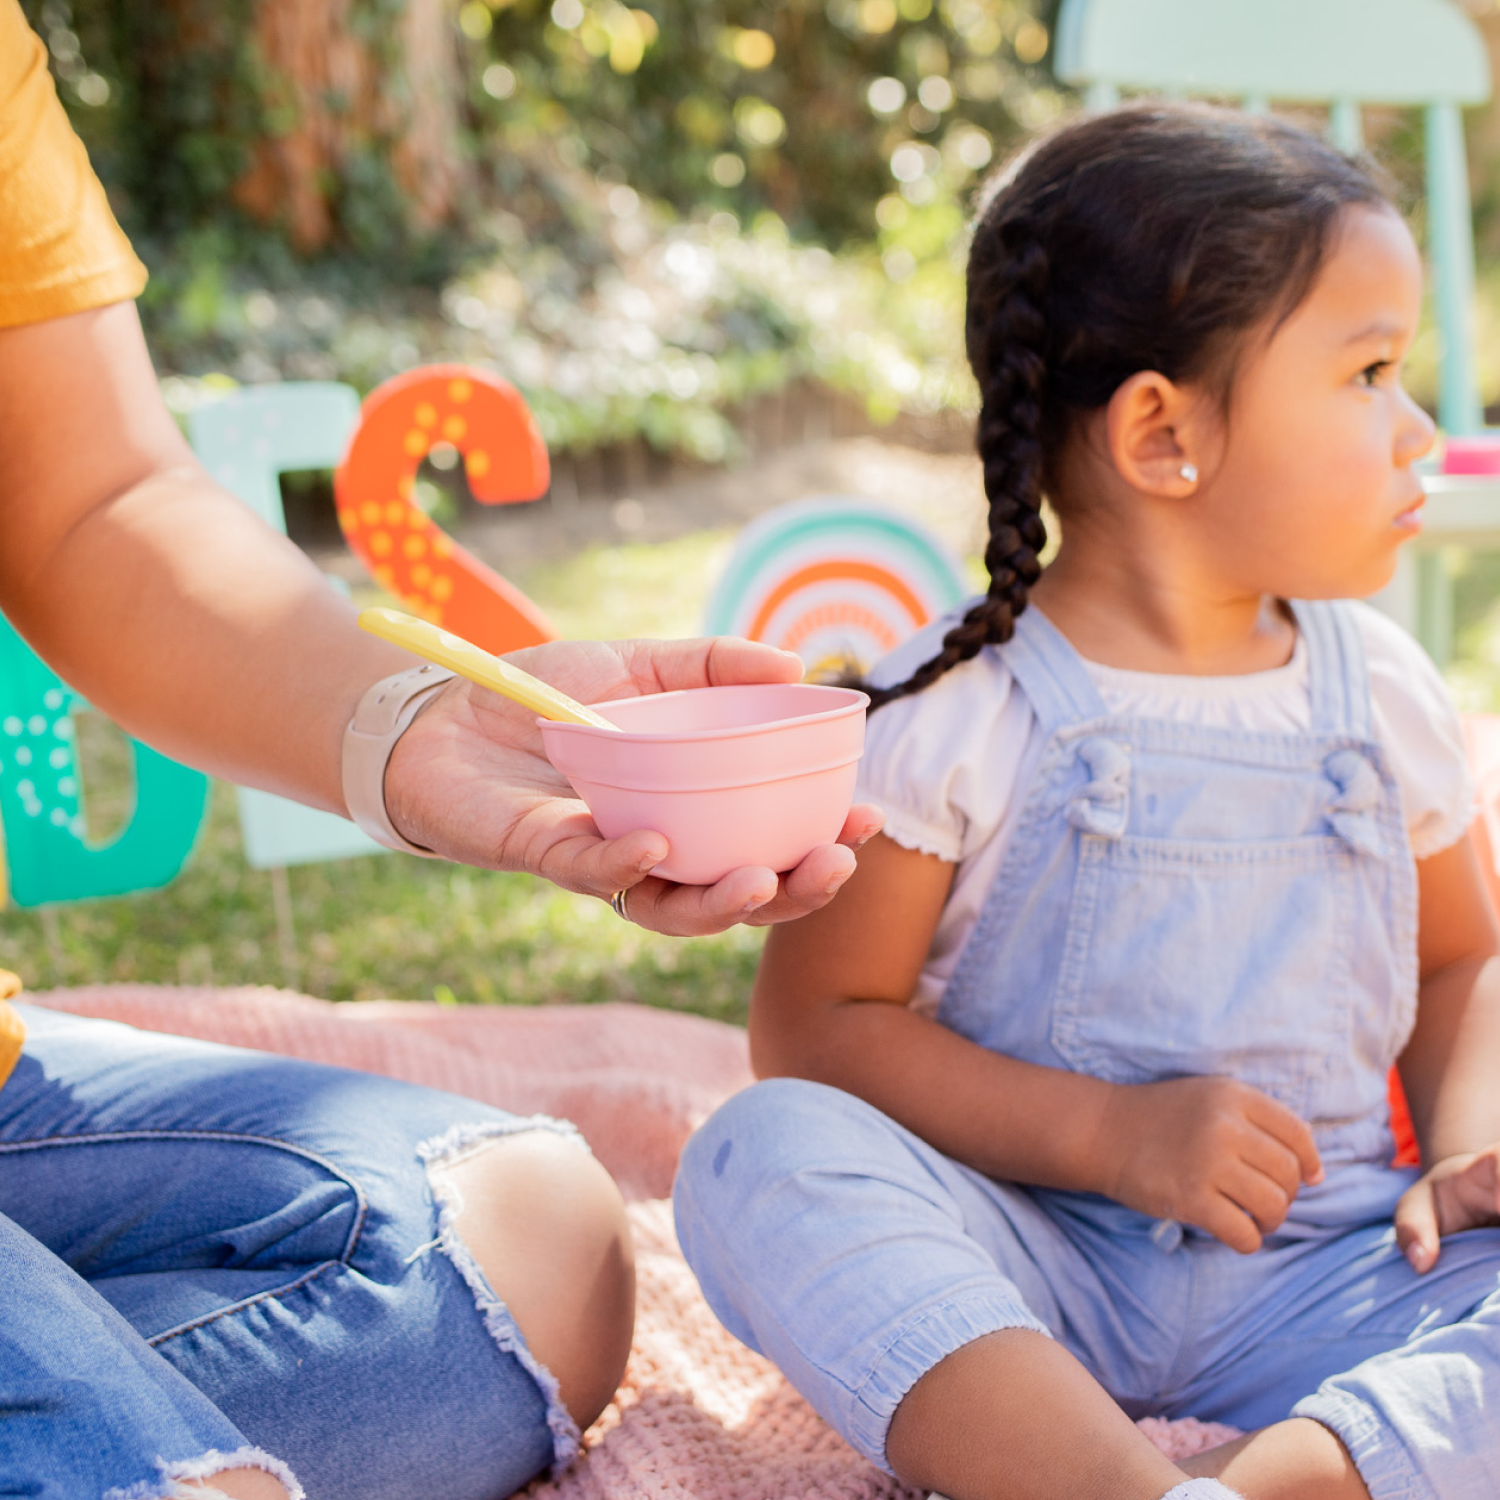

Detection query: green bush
xmin=28 ymin=0 xmax=1061 ymax=257
xmin=34 ymin=1 xmax=1471 ymax=445
xmin=19 ymin=0 xmax=1071 ymax=453
xmin=473 ymin=0 xmax=1063 ymax=245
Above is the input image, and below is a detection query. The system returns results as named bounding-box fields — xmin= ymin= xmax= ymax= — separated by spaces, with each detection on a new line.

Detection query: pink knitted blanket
xmin=29 ymin=986 xmax=1239 ymax=1496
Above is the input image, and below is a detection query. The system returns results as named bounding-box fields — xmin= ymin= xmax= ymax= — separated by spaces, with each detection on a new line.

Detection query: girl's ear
xmin=1104 ymin=370 xmax=1207 ymax=496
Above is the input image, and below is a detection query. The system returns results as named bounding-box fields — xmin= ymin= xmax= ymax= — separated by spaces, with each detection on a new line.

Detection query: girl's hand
xmin=1098 ymin=1077 xmax=1323 ymax=1253
xmin=1394 ymin=1148 xmax=1500 ymax=1274
xmin=382 ymin=635 xmax=884 ymax=937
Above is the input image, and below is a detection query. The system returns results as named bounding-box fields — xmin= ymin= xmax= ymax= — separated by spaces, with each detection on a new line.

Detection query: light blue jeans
xmin=0 ymin=1004 xmax=579 ymax=1500
xmin=676 ymin=1078 xmax=1500 ymax=1500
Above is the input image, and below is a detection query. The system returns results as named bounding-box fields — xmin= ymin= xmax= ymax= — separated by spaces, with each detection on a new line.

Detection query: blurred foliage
xmin=19 ymin=0 xmax=1070 ymax=455
xmin=472 ymin=0 xmax=1066 ymax=244
xmin=27 ymin=0 xmax=1500 ymax=450
xmin=26 ymin=0 xmax=1064 ymax=251
xmin=152 ymin=208 xmax=978 ymax=464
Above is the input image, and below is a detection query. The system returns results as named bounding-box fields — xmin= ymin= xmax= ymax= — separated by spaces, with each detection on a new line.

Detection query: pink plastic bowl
xmin=538 ymin=682 xmax=868 ymax=886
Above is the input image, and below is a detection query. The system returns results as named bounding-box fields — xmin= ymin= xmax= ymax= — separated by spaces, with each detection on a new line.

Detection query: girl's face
xmin=1196 ymin=204 xmax=1434 ymax=602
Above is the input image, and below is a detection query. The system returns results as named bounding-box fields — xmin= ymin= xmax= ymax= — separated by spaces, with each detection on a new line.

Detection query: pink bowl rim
xmin=560 ymin=751 xmax=864 ymax=795
xmin=536 ymin=682 xmax=869 ymax=744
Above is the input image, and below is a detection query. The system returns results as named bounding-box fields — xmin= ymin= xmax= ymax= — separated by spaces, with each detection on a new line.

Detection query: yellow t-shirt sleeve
xmin=0 ymin=972 xmax=23 ymax=1089
xmin=0 ymin=0 xmax=147 ymax=328
xmin=0 ymin=0 xmax=139 ymax=1076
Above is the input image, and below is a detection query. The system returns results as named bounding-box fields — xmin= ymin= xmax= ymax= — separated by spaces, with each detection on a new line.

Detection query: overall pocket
xmin=1048 ymin=830 xmax=1357 ymax=1117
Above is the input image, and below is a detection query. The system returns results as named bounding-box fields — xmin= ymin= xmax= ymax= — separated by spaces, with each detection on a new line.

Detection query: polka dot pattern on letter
xmin=332 ymin=364 xmax=556 ymax=654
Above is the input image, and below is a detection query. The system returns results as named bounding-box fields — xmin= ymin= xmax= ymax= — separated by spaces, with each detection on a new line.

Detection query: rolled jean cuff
xmin=418 ymin=1116 xmax=587 ymax=1473
xmin=1291 ymin=1387 xmax=1423 ymax=1500
xmin=848 ymin=1289 xmax=1052 ymax=1471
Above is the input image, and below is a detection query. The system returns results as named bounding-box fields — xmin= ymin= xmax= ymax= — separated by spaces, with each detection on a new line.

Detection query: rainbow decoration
xmin=703 ymin=497 xmax=969 ymax=677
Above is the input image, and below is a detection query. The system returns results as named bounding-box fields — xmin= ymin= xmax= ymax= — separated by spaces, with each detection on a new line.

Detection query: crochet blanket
xmin=29 ymin=986 xmax=1238 ymax=1496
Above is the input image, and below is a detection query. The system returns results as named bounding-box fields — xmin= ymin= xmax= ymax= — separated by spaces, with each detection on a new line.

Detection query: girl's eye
xmin=1358 ymin=360 xmax=1393 ymax=388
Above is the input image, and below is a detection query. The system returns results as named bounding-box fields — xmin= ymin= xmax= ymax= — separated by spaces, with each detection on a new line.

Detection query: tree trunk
xmin=233 ymin=0 xmax=468 ymax=253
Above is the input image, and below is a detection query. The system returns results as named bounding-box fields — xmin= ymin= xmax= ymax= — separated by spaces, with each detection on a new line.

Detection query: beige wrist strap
xmin=343 ymin=664 xmax=457 ymax=856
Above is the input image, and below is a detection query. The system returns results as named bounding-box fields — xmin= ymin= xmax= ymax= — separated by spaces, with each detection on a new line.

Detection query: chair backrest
xmin=1054 ymin=0 xmax=1492 ymax=433
xmin=189 ymin=382 xmax=385 ymax=870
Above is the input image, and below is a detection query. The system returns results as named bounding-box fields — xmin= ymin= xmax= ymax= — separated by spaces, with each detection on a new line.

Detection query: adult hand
xmin=1394 ymin=1146 xmax=1500 ymax=1273
xmin=383 ymin=635 xmax=884 ymax=937
xmin=1097 ymin=1076 xmax=1323 ymax=1253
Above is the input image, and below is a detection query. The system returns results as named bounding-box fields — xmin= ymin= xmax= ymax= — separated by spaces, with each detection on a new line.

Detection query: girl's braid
xmin=866 ymin=212 xmax=1050 ymax=711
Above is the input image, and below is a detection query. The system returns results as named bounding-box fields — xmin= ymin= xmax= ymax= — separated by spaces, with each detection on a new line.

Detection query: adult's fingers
xmin=744 ymin=843 xmax=858 ymax=923
xmin=724 ymin=813 xmax=879 ymax=927
xmin=531 ymin=826 xmax=671 ymax=901
xmin=836 ymin=803 xmax=886 ymax=849
xmin=1244 ymin=1088 xmax=1323 ymax=1185
xmin=623 ymin=827 xmax=875 ymax=936
xmin=1394 ymin=1179 xmax=1440 ymax=1274
xmin=530 ymin=830 xmax=836 ymax=938
xmin=613 ymin=866 xmax=781 ymax=937
xmin=614 ymin=838 xmax=869 ymax=936
xmin=623 ymin=636 xmax=805 ymax=694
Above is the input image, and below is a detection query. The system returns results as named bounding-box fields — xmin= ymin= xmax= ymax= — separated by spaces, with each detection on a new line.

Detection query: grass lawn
xmin=0 ymin=529 xmax=767 ymax=1024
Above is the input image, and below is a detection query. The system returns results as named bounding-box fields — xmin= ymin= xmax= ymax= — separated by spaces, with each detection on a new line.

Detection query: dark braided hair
xmin=866 ymin=102 xmax=1389 ymax=711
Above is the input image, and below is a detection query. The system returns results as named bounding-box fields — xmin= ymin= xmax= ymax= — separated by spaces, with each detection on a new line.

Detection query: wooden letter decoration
xmin=334 ymin=365 xmax=556 ymax=655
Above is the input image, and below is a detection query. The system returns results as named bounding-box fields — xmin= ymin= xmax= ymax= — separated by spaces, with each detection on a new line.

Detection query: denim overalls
xmin=676 ymin=601 xmax=1500 ymax=1500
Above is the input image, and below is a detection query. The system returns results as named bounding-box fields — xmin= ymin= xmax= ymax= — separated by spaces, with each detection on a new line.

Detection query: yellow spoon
xmin=357 ymin=608 xmax=619 ymax=730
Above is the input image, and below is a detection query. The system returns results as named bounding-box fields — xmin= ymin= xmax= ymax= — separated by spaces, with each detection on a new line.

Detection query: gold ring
xmin=609 ymin=888 xmax=631 ymax=921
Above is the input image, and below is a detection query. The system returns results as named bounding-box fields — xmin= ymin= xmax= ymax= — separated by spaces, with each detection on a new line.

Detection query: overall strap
xmin=1291 ymin=600 xmax=1373 ymax=741
xmin=1002 ymin=605 xmax=1110 ymax=733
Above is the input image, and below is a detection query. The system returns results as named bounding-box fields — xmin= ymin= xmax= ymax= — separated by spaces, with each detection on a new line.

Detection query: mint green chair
xmin=189 ymin=382 xmax=384 ymax=871
xmin=1055 ymin=0 xmax=1493 ymax=660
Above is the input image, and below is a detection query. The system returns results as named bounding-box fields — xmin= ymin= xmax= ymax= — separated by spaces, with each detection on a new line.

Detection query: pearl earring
xmin=1179 ymin=463 xmax=1199 ymax=484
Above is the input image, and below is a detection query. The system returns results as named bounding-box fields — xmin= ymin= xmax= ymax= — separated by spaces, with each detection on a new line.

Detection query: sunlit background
xmin=10 ymin=0 xmax=1500 ymax=1012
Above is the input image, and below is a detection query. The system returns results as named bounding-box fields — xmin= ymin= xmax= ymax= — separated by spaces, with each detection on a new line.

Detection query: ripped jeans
xmin=0 ymin=1004 xmax=580 ymax=1500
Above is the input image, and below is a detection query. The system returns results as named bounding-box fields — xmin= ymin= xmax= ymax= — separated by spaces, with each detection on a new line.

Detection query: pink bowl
xmin=538 ymin=682 xmax=868 ymax=885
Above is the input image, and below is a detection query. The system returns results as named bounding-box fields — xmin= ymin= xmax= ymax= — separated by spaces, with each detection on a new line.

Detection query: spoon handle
xmin=358 ymin=608 xmax=617 ymax=730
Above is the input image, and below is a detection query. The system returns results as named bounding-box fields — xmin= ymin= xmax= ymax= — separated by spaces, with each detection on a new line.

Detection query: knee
xmin=428 ymin=1129 xmax=635 ymax=1436
xmin=675 ymin=1077 xmax=890 ymax=1274
xmin=677 ymin=1077 xmax=871 ymax=1208
xmin=178 ymin=1472 xmax=292 ymax=1500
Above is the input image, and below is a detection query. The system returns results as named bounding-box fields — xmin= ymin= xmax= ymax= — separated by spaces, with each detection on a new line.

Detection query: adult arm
xmin=0 ymin=301 xmax=878 ymax=934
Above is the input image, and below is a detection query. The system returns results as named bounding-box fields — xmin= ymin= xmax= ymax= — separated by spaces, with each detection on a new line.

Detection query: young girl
xmin=674 ymin=104 xmax=1500 ymax=1500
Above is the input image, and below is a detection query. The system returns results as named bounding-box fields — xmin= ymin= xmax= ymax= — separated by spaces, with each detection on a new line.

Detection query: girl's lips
xmin=1394 ymin=498 xmax=1425 ymax=531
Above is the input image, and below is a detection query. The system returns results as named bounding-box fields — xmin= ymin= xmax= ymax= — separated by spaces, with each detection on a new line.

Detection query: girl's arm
xmin=754 ymin=832 xmax=1320 ymax=1249
xmin=1393 ymin=829 xmax=1500 ymax=1271
xmin=752 ymin=832 xmax=1113 ymax=1189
